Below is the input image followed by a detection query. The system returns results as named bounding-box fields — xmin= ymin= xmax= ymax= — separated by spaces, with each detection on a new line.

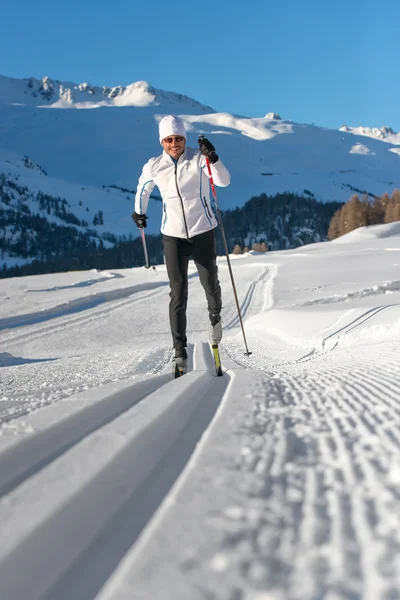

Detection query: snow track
xmin=0 ymin=282 xmax=169 ymax=347
xmin=0 ymin=347 xmax=173 ymax=423
xmin=0 ymin=373 xmax=172 ymax=497
xmin=0 ymin=343 xmax=230 ymax=600
xmin=0 ymin=282 xmax=173 ymax=415
xmin=224 ymin=265 xmax=271 ymax=330
xmin=2 ymin=246 xmax=400 ymax=598
xmin=0 ymin=279 xmax=169 ymax=334
xmin=99 ymin=343 xmax=400 ymax=600
xmin=242 ymin=345 xmax=400 ymax=600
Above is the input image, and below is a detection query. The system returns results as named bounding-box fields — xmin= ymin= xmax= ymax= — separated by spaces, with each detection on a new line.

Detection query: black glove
xmin=198 ymin=136 xmax=219 ymax=164
xmin=132 ymin=212 xmax=148 ymax=229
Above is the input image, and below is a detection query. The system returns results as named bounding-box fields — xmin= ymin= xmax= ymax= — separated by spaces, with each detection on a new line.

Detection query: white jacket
xmin=134 ymin=147 xmax=230 ymax=238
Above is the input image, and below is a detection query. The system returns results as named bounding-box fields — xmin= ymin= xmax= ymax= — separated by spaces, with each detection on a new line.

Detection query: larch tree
xmin=328 ymin=209 xmax=341 ymax=240
xmin=384 ymin=199 xmax=395 ymax=223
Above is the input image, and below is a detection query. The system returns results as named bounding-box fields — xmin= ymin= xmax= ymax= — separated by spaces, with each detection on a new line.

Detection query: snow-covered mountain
xmin=0 ymin=74 xmax=214 ymax=111
xmin=340 ymin=124 xmax=400 ymax=145
xmin=1 ymin=73 xmax=400 ymax=266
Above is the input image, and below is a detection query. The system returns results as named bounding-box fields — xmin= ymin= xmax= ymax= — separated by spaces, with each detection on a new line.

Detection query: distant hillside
xmin=1 ymin=73 xmax=400 ymax=270
xmin=219 ymin=192 xmax=343 ymax=252
xmin=1 ymin=192 xmax=342 ymax=278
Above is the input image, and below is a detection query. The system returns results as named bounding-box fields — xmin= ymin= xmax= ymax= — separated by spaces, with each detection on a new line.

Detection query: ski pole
xmin=199 ymin=136 xmax=252 ymax=356
xmin=141 ymin=227 xmax=151 ymax=269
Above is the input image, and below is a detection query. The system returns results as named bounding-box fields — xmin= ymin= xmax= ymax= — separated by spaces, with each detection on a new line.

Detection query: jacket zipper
xmin=174 ymin=161 xmax=189 ymax=238
xmin=203 ymin=196 xmax=213 ymax=220
xmin=162 ymin=203 xmax=167 ymax=228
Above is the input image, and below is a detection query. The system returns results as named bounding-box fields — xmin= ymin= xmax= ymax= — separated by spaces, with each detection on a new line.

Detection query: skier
xmin=132 ymin=115 xmax=231 ymax=374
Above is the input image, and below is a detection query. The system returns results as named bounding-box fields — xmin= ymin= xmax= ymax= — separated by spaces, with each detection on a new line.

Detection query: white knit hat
xmin=159 ymin=115 xmax=186 ymax=143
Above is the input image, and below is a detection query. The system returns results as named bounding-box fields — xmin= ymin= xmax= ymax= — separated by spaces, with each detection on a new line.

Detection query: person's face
xmin=161 ymin=135 xmax=186 ymax=159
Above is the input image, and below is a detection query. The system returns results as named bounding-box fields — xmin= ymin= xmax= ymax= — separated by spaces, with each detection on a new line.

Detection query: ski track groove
xmin=223 ymin=266 xmax=270 ymax=331
xmin=223 ymin=302 xmax=398 ymax=374
xmin=0 ymin=372 xmax=173 ymax=499
xmin=0 ymin=284 xmax=167 ymax=347
xmin=0 ymin=347 xmax=173 ymax=425
xmin=322 ymin=304 xmax=397 ymax=350
xmin=0 ymin=343 xmax=230 ymax=600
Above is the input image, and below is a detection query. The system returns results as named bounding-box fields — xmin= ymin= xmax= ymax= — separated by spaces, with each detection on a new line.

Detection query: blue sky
xmin=2 ymin=0 xmax=400 ymax=130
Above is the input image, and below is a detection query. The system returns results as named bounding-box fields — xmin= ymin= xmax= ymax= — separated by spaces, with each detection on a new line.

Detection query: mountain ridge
xmin=340 ymin=124 xmax=400 ymax=145
xmin=1 ymin=73 xmax=400 ymax=270
xmin=2 ymin=74 xmax=399 ymax=144
xmin=0 ymin=74 xmax=215 ymax=111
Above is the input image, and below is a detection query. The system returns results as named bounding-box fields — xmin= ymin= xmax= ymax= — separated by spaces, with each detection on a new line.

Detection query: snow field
xmin=1 ymin=225 xmax=400 ymax=598
xmin=0 ymin=344 xmax=228 ymax=600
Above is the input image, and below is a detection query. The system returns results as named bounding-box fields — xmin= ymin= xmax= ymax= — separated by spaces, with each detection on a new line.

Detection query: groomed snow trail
xmin=90 ymin=334 xmax=400 ymax=600
xmin=0 ymin=342 xmax=229 ymax=600
xmin=1 ymin=254 xmax=400 ymax=599
xmin=0 ymin=280 xmax=173 ymax=421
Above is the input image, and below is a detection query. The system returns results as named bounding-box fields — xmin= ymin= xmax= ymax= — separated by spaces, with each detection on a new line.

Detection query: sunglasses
xmin=163 ymin=136 xmax=185 ymax=144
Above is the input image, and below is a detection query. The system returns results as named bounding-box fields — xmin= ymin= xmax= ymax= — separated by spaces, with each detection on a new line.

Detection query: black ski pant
xmin=163 ymin=229 xmax=222 ymax=352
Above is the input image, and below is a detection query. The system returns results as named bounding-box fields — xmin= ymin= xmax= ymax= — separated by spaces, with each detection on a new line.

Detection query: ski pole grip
xmin=198 ymin=134 xmax=217 ymax=201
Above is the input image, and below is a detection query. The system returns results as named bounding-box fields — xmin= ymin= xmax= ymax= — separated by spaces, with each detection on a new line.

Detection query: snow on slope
xmin=0 ymin=147 xmax=159 ymax=240
xmin=0 ymin=74 xmax=400 ymax=229
xmin=1 ymin=107 xmax=400 ymax=245
xmin=1 ymin=223 xmax=400 ymax=599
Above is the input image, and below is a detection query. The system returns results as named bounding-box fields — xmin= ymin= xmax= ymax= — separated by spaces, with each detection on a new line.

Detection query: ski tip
xmin=211 ymin=344 xmax=223 ymax=376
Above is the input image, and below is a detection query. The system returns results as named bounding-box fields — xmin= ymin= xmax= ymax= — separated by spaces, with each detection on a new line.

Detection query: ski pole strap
xmin=205 ymin=157 xmax=222 ymax=226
